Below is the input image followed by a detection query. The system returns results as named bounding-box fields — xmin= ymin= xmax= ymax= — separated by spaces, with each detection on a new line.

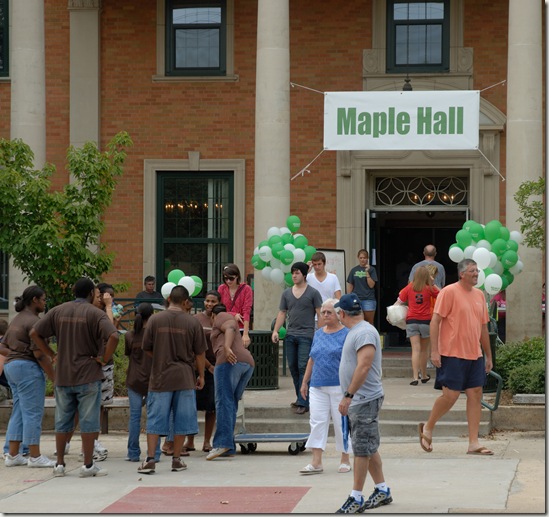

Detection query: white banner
xmin=324 ymin=90 xmax=479 ymax=150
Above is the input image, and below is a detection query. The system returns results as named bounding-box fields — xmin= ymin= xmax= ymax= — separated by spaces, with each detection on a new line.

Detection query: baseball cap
xmin=334 ymin=294 xmax=362 ymax=312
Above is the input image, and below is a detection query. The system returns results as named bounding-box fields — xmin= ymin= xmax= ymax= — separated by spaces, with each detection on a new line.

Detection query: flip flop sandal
xmin=202 ymin=446 xmax=212 ymax=452
xmin=467 ymin=446 xmax=494 ymax=455
xmin=418 ymin=423 xmax=432 ymax=452
xmin=338 ymin=463 xmax=352 ymax=473
xmin=299 ymin=464 xmax=323 ymax=474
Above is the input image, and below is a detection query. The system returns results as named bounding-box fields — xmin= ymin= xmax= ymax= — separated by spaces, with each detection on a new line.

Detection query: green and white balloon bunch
xmin=161 ymin=269 xmax=204 ymax=299
xmin=251 ymin=215 xmax=317 ymax=287
xmin=449 ymin=219 xmax=524 ymax=296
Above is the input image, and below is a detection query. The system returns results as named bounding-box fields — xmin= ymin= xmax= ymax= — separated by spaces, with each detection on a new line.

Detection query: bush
xmin=496 ymin=336 xmax=545 ymax=392
xmin=507 ymin=360 xmax=545 ymax=394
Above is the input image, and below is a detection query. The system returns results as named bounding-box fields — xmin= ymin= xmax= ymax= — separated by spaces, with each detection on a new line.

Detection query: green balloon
xmin=506 ymin=239 xmax=519 ymax=252
xmin=268 ymin=234 xmax=283 ymax=246
xmin=455 ymin=229 xmax=473 ymax=249
xmin=293 ymin=235 xmax=308 ymax=249
xmin=279 ymin=249 xmax=294 ymax=265
xmin=284 ymin=272 xmax=293 ymax=286
xmin=468 ymin=223 xmax=484 ymax=242
xmin=286 ymin=215 xmax=301 ymax=233
xmin=499 ymin=226 xmax=510 ymax=241
xmin=500 ymin=275 xmax=509 ymax=290
xmin=304 ymin=245 xmax=317 ymax=262
xmin=258 ymin=240 xmax=269 ymax=249
xmin=462 ymin=219 xmax=477 ymax=232
xmin=278 ymin=326 xmax=287 ymax=339
xmin=190 ymin=276 xmax=203 ymax=296
xmin=484 ymin=220 xmax=502 ymax=243
xmin=281 ymin=232 xmax=294 ymax=245
xmin=167 ymin=269 xmax=185 ymax=284
xmin=502 ymin=270 xmax=514 ymax=286
xmin=483 ymin=267 xmax=494 ymax=277
xmin=491 ymin=238 xmax=508 ymax=257
xmin=251 ymin=254 xmax=267 ymax=270
xmin=501 ymin=250 xmax=518 ymax=269
xmin=271 ymin=241 xmax=285 ymax=259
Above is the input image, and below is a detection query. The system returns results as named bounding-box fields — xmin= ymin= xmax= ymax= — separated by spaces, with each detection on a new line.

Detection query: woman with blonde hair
xmin=393 ymin=266 xmax=439 ymax=385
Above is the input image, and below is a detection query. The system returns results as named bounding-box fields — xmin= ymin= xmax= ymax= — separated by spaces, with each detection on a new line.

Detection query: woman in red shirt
xmin=394 ymin=266 xmax=439 ymax=386
xmin=217 ymin=264 xmax=253 ymax=346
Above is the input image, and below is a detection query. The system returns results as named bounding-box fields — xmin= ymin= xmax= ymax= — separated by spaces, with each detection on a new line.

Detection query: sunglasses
xmin=224 ymin=275 xmax=236 ymax=281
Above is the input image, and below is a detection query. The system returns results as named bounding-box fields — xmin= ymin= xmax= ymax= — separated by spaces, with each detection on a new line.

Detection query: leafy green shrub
xmin=496 ymin=336 xmax=545 ymax=391
xmin=507 ymin=360 xmax=545 ymax=394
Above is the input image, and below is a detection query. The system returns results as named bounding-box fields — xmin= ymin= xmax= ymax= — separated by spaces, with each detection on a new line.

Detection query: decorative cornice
xmin=67 ymin=0 xmax=101 ymax=9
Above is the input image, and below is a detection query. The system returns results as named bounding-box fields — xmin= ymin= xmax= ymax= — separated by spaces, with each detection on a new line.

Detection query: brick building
xmin=0 ymin=0 xmax=544 ymax=342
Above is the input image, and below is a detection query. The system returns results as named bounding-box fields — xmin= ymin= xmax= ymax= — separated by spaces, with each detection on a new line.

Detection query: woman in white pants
xmin=299 ymin=298 xmax=351 ymax=474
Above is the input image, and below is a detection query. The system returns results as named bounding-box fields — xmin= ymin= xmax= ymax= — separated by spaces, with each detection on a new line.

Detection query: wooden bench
xmin=0 ymin=397 xmax=130 ymax=434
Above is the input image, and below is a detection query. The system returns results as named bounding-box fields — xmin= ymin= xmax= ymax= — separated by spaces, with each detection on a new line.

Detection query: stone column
xmin=505 ymin=0 xmax=543 ymax=340
xmin=253 ymin=0 xmax=290 ymax=330
xmin=68 ymin=0 xmax=101 ymax=147
xmin=9 ymin=0 xmax=46 ymax=318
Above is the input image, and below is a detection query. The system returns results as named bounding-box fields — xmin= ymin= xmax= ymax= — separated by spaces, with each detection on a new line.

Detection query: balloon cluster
xmin=449 ymin=219 xmax=524 ymax=296
xmin=161 ymin=269 xmax=204 ymax=299
xmin=251 ymin=215 xmax=317 ymax=287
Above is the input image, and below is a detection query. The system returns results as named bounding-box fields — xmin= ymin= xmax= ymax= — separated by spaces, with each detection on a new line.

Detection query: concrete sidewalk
xmin=0 ymin=375 xmax=545 ymax=514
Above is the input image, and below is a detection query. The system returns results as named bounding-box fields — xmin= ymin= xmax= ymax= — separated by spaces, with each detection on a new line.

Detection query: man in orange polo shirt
xmin=418 ymin=258 xmax=494 ymax=456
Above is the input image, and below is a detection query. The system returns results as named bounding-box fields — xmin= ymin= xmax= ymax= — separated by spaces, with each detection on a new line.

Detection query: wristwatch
xmin=344 ymin=391 xmax=354 ymax=399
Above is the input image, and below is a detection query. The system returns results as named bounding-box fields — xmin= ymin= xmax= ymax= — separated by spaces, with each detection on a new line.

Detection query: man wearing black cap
xmin=272 ymin=262 xmax=322 ymax=414
xmin=335 ymin=294 xmax=392 ymax=513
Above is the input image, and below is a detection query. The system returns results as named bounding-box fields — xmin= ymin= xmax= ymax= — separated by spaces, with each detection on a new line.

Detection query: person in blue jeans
xmin=272 ymin=262 xmax=322 ymax=414
xmin=124 ymin=303 xmax=161 ymax=463
xmin=206 ymin=305 xmax=255 ymax=461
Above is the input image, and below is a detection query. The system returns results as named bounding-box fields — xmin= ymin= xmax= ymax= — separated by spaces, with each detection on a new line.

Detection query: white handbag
xmin=386 ymin=304 xmax=408 ymax=330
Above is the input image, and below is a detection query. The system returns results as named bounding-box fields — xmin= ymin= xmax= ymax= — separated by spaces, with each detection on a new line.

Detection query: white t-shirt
xmin=306 ymin=271 xmax=342 ymax=302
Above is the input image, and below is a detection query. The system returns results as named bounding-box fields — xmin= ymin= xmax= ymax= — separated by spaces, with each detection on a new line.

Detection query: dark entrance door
xmin=370 ymin=210 xmax=466 ymax=348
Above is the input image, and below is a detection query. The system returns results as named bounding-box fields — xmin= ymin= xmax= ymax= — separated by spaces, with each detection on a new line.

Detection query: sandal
xmin=202 ymin=445 xmax=212 ymax=453
xmin=338 ymin=463 xmax=352 ymax=473
xmin=418 ymin=423 xmax=432 ymax=452
xmin=299 ymin=464 xmax=323 ymax=474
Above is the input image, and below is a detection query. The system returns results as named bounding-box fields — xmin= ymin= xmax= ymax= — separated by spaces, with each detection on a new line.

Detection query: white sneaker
xmin=27 ymin=455 xmax=56 ymax=468
xmin=54 ymin=442 xmax=70 ymax=456
xmin=93 ymin=440 xmax=108 ymax=461
xmin=79 ymin=462 xmax=108 ymax=478
xmin=53 ymin=464 xmax=66 ymax=477
xmin=5 ymin=453 xmax=28 ymax=467
xmin=206 ymin=447 xmax=230 ymax=461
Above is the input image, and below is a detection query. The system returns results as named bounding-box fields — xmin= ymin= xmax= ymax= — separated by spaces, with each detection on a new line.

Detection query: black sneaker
xmin=171 ymin=457 xmax=187 ymax=472
xmin=137 ymin=459 xmax=155 ymax=474
xmin=363 ymin=487 xmax=393 ymax=510
xmin=336 ymin=495 xmax=364 ymax=514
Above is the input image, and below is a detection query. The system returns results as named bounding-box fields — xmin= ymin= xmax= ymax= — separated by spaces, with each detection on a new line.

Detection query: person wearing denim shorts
xmin=272 ymin=262 xmax=322 ymax=414
xmin=419 ymin=259 xmax=493 ymax=456
xmin=334 ymin=294 xmax=392 ymax=514
xmin=138 ymin=285 xmax=207 ymax=475
xmin=346 ymin=250 xmax=378 ymax=325
xmin=30 ymin=278 xmax=119 ymax=478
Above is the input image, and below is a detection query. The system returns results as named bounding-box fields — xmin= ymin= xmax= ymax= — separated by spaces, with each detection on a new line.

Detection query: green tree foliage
xmin=513 ymin=177 xmax=545 ymax=249
xmin=0 ymin=132 xmax=133 ymax=306
xmin=496 ymin=336 xmax=545 ymax=392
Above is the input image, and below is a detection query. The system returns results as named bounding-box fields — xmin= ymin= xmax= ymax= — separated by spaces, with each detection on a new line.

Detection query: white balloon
xmin=476 ymin=239 xmax=491 ymax=250
xmin=284 ymin=243 xmax=296 ymax=252
xmin=463 ymin=245 xmax=476 ymax=259
xmin=492 ymin=261 xmax=504 ymax=275
xmin=488 ymin=252 xmax=498 ymax=268
xmin=178 ymin=276 xmax=195 ymax=296
xmin=280 ymin=226 xmax=292 ymax=235
xmin=267 ymin=226 xmax=281 ymax=239
xmin=293 ymin=233 xmax=303 ymax=239
xmin=293 ymin=248 xmax=306 ymax=262
xmin=509 ymin=230 xmax=524 ymax=244
xmin=475 ymin=268 xmax=486 ymax=288
xmin=448 ymin=246 xmax=464 ymax=263
xmin=258 ymin=245 xmax=273 ymax=262
xmin=261 ymin=266 xmax=273 ymax=280
xmin=509 ymin=260 xmax=524 ymax=275
xmin=280 ymin=262 xmax=292 ymax=273
xmin=484 ymin=274 xmax=503 ymax=295
xmin=472 ymin=247 xmax=491 ymax=269
xmin=270 ymin=268 xmax=285 ymax=284
xmin=161 ymin=282 xmax=176 ymax=299
xmin=270 ymin=257 xmax=281 ymax=269
xmin=253 ymin=246 xmax=259 ymax=256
